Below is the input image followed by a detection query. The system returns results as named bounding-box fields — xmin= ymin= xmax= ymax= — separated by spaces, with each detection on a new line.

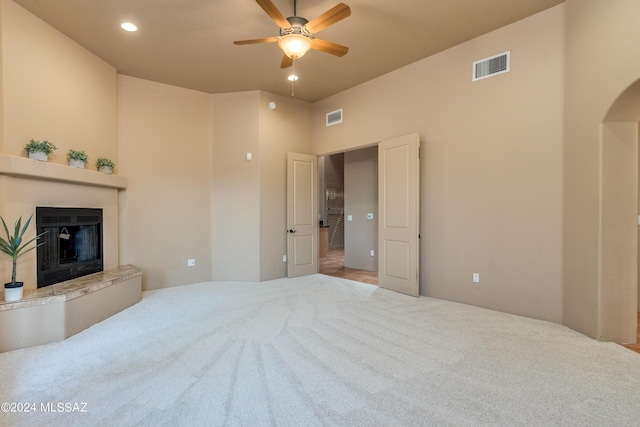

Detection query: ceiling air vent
xmin=326 ymin=109 xmax=343 ymax=127
xmin=473 ymin=51 xmax=510 ymax=81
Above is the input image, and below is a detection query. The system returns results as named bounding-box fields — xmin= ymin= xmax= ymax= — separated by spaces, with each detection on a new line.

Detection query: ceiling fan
xmin=234 ymin=0 xmax=351 ymax=68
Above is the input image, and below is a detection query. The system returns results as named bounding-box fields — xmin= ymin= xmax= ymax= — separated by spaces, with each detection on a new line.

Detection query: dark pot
xmin=4 ymin=281 xmax=24 ymax=289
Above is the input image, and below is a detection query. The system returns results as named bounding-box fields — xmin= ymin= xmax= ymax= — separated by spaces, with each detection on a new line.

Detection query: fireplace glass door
xmin=36 ymin=207 xmax=103 ymax=287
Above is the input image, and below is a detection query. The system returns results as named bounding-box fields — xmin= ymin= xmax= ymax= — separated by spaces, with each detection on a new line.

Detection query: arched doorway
xmin=599 ymin=78 xmax=640 ymax=342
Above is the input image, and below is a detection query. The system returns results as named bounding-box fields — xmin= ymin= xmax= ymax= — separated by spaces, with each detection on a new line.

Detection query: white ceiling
xmin=13 ymin=0 xmax=564 ymax=102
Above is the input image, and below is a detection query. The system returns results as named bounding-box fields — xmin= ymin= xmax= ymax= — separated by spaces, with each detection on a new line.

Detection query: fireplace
xmin=36 ymin=207 xmax=104 ymax=288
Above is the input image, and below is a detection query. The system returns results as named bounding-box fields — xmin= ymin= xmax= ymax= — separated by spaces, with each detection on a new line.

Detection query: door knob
xmin=288 ymin=229 xmax=297 ymax=234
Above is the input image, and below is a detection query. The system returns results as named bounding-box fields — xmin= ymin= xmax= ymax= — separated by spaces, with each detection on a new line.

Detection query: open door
xmin=287 ymin=152 xmax=318 ymax=277
xmin=378 ymin=133 xmax=420 ymax=296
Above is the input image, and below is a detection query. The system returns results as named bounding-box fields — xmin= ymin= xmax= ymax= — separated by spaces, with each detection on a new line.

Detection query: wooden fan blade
xmin=305 ymin=3 xmax=351 ymax=34
xmin=311 ymin=38 xmax=349 ymax=57
xmin=256 ymin=0 xmax=291 ymax=29
xmin=233 ymin=37 xmax=278 ymax=45
xmin=280 ymin=54 xmax=293 ymax=68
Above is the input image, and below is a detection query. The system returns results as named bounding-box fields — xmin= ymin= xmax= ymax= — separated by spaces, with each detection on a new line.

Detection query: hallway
xmin=319 ymin=248 xmax=378 ymax=285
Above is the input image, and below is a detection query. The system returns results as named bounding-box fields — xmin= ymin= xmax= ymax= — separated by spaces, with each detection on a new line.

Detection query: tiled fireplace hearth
xmin=0 ymin=153 xmax=141 ymax=352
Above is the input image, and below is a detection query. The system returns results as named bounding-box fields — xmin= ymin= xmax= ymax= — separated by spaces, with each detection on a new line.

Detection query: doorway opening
xmin=318 ymin=148 xmax=379 ymax=284
xmin=599 ymin=77 xmax=640 ymax=344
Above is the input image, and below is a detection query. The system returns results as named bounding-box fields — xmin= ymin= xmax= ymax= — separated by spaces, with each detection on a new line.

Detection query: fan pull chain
xmin=290 ymin=60 xmax=297 ymax=97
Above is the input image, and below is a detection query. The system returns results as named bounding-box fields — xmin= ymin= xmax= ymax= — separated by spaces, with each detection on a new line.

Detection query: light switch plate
xmin=367 ymin=213 xmax=374 ymax=219
xmin=347 ymin=215 xmax=353 ymax=221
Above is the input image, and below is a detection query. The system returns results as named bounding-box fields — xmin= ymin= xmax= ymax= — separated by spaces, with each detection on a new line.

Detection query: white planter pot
xmin=99 ymin=166 xmax=112 ymax=174
xmin=28 ymin=151 xmax=48 ymax=161
xmin=69 ymin=159 xmax=86 ymax=169
xmin=4 ymin=283 xmax=24 ymax=302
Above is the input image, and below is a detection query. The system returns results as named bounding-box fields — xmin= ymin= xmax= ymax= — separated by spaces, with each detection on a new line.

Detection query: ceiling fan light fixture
xmin=278 ymin=34 xmax=312 ymax=59
xmin=120 ymin=22 xmax=138 ymax=32
xmin=288 ymin=74 xmax=299 ymax=82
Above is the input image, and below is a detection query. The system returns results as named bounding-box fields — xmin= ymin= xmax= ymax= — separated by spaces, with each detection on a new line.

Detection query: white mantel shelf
xmin=0 ymin=153 xmax=126 ymax=189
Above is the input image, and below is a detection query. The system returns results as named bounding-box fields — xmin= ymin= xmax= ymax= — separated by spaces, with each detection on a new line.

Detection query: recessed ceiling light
xmin=120 ymin=22 xmax=138 ymax=32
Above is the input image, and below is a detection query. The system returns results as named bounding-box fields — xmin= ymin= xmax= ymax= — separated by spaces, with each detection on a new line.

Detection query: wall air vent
xmin=473 ymin=51 xmax=510 ymax=81
xmin=326 ymin=109 xmax=343 ymax=127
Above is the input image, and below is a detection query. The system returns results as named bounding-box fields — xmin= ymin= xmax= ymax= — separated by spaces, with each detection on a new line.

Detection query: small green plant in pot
xmin=96 ymin=158 xmax=115 ymax=174
xmin=24 ymin=139 xmax=57 ymax=162
xmin=67 ymin=149 xmax=89 ymax=169
xmin=0 ymin=215 xmax=46 ymax=302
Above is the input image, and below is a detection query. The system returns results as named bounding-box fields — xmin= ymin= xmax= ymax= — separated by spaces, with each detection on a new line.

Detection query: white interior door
xmin=287 ymin=152 xmax=318 ymax=277
xmin=378 ymin=133 xmax=420 ymax=296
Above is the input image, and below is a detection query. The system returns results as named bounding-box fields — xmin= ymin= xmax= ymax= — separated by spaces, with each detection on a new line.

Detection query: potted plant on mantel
xmin=67 ymin=149 xmax=89 ymax=169
xmin=96 ymin=158 xmax=115 ymax=174
xmin=24 ymin=139 xmax=57 ymax=161
xmin=0 ymin=215 xmax=46 ymax=302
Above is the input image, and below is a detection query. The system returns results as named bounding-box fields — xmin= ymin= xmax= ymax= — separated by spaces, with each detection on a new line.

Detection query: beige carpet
xmin=1 ymin=274 xmax=640 ymax=426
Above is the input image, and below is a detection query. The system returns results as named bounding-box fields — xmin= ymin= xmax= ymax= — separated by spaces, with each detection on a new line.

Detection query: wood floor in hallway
xmin=621 ymin=312 xmax=640 ymax=354
xmin=319 ymin=248 xmax=378 ymax=285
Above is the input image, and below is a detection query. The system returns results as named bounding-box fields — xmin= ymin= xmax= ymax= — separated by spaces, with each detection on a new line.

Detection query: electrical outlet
xmin=188 ymin=259 xmax=195 ymax=267
xmin=473 ymin=273 xmax=480 ymax=283
xmin=283 ymin=255 xmax=287 ymax=262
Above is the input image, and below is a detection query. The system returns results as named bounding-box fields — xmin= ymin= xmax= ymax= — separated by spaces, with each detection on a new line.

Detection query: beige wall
xmin=118 ymin=75 xmax=213 ymax=290
xmin=564 ymin=0 xmax=640 ymax=340
xmin=1 ymin=0 xmax=116 ymax=165
xmin=211 ymin=91 xmax=261 ymax=281
xmin=0 ymin=0 xmax=119 ymax=289
xmin=259 ymin=92 xmax=312 ymax=281
xmin=210 ymin=91 xmax=312 ymax=282
xmin=344 ymin=146 xmax=378 ymax=271
xmin=600 ymin=122 xmax=637 ymax=341
xmin=312 ymin=6 xmax=564 ymax=322
xmin=0 ymin=2 xmax=4 ymax=154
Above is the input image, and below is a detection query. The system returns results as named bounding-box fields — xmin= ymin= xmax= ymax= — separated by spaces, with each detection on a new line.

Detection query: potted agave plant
xmin=96 ymin=158 xmax=115 ymax=174
xmin=24 ymin=139 xmax=57 ymax=161
xmin=67 ymin=149 xmax=89 ymax=169
xmin=0 ymin=215 xmax=46 ymax=302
